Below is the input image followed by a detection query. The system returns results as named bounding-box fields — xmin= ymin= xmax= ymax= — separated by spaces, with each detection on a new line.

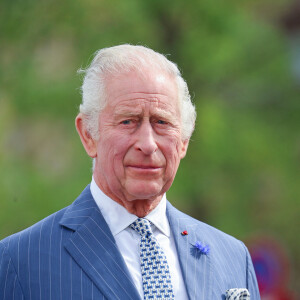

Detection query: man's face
xmin=84 ymin=68 xmax=188 ymax=215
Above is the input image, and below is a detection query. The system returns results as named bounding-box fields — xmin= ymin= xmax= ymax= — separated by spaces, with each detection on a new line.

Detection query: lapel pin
xmin=190 ymin=241 xmax=210 ymax=258
xmin=181 ymin=230 xmax=188 ymax=236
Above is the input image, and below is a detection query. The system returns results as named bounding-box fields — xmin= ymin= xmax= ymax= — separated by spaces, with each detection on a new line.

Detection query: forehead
xmin=103 ymin=69 xmax=179 ymax=113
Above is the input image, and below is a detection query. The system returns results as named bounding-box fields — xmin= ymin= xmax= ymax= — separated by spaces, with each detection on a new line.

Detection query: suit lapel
xmin=60 ymin=186 xmax=141 ymax=300
xmin=167 ymin=202 xmax=212 ymax=300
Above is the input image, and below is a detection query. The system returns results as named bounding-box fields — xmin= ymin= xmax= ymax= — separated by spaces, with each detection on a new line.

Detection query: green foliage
xmin=0 ymin=0 xmax=299 ymax=292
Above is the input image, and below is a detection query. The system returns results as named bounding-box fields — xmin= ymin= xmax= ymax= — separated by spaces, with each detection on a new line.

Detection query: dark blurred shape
xmin=248 ymin=236 xmax=296 ymax=300
xmin=281 ymin=0 xmax=300 ymax=34
xmin=280 ymin=0 xmax=300 ymax=83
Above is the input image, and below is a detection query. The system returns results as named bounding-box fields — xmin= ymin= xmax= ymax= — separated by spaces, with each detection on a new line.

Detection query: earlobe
xmin=75 ymin=114 xmax=97 ymax=158
xmin=180 ymin=139 xmax=189 ymax=159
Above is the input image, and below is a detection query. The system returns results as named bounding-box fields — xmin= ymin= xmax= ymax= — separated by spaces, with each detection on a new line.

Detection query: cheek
xmin=162 ymin=138 xmax=183 ymax=171
xmin=104 ymin=135 xmax=131 ymax=170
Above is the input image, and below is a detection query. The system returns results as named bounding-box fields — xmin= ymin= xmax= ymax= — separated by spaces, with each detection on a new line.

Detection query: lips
xmin=125 ymin=163 xmax=164 ymax=176
xmin=126 ymin=165 xmax=162 ymax=169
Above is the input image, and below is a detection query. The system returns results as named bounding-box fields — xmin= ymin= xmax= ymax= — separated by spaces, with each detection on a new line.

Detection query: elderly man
xmin=0 ymin=45 xmax=260 ymax=299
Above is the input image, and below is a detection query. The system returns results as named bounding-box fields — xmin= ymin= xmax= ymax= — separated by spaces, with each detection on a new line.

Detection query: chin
xmin=125 ymin=181 xmax=164 ymax=200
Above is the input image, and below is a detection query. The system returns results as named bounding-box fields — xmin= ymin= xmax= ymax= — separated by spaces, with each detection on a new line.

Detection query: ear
xmin=75 ymin=113 xmax=97 ymax=158
xmin=179 ymin=139 xmax=189 ymax=159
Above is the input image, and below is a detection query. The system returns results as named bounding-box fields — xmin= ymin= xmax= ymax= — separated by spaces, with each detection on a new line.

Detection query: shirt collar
xmin=90 ymin=177 xmax=170 ymax=237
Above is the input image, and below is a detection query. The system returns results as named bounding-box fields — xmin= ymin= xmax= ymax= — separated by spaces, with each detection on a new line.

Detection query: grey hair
xmin=78 ymin=44 xmax=196 ymax=140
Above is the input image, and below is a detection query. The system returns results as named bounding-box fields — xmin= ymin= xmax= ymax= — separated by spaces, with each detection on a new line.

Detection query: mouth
xmin=126 ymin=165 xmax=163 ymax=174
xmin=127 ymin=165 xmax=162 ymax=169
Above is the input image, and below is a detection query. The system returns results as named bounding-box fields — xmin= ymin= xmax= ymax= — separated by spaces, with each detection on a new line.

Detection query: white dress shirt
xmin=90 ymin=178 xmax=189 ymax=299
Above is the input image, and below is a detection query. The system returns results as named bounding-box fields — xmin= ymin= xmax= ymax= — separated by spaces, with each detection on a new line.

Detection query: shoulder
xmin=167 ymin=201 xmax=260 ymax=297
xmin=167 ymin=201 xmax=242 ymax=240
xmin=0 ymin=185 xmax=94 ymax=257
xmin=167 ymin=201 xmax=248 ymax=258
xmin=0 ymin=206 xmax=68 ymax=255
xmin=0 ymin=206 xmax=68 ymax=299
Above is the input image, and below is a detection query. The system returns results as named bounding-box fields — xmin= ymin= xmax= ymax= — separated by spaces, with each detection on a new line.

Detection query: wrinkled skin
xmin=76 ymin=68 xmax=189 ymax=217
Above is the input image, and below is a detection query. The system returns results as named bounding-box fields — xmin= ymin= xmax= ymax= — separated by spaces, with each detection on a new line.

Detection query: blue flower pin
xmin=190 ymin=241 xmax=210 ymax=259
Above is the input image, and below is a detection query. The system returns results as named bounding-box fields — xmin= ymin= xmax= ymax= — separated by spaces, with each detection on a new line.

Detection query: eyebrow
xmin=113 ymin=109 xmax=142 ymax=118
xmin=113 ymin=108 xmax=179 ymax=125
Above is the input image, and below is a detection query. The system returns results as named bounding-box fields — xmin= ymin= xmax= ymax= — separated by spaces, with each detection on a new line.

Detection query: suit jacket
xmin=0 ymin=185 xmax=260 ymax=299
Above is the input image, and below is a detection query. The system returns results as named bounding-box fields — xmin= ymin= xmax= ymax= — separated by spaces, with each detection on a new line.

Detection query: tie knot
xmin=130 ymin=218 xmax=152 ymax=237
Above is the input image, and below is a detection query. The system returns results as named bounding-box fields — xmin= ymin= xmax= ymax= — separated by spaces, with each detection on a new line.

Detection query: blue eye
xmin=157 ymin=120 xmax=167 ymax=124
xmin=121 ymin=120 xmax=131 ymax=125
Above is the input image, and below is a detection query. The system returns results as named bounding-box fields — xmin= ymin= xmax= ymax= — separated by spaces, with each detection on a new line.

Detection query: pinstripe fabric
xmin=0 ymin=185 xmax=260 ymax=300
xmin=166 ymin=202 xmax=260 ymax=300
xmin=0 ymin=186 xmax=140 ymax=300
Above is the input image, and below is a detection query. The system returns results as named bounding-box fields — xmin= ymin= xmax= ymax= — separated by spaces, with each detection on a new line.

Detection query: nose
xmin=135 ymin=121 xmax=158 ymax=155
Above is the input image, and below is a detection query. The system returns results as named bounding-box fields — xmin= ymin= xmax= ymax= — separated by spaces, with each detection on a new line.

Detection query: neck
xmin=93 ymin=176 xmax=163 ymax=217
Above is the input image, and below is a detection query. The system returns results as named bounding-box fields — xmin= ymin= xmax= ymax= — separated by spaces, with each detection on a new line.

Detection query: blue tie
xmin=130 ymin=218 xmax=175 ymax=299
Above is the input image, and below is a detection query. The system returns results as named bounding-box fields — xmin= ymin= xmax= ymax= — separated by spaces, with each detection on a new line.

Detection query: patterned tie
xmin=130 ymin=218 xmax=175 ymax=299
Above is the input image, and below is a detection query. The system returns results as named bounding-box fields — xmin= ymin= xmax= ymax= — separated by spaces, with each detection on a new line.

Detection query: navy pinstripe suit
xmin=0 ymin=185 xmax=260 ymax=299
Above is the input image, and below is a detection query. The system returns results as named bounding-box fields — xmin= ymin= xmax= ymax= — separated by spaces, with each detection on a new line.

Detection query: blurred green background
xmin=1 ymin=0 xmax=299 ymax=296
